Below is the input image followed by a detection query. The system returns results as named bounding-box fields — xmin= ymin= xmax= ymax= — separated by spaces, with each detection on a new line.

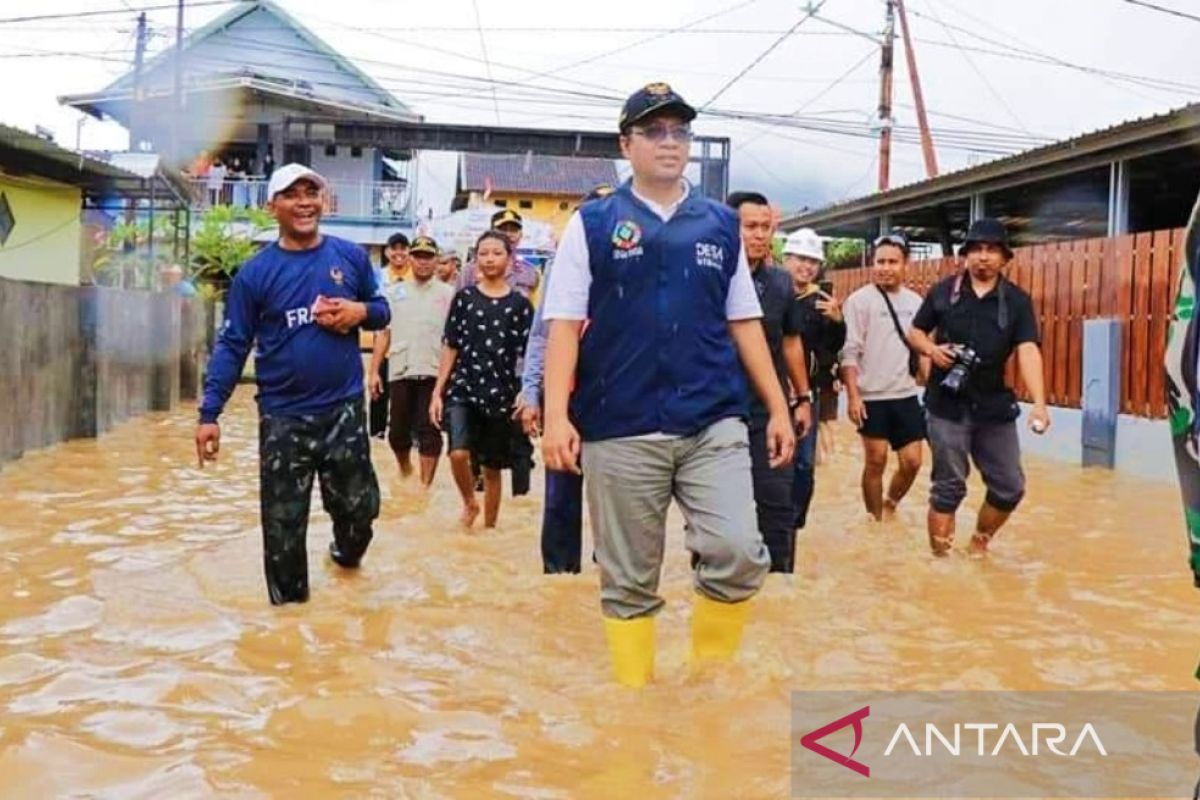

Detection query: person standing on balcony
xmin=908 ymin=218 xmax=1050 ymax=556
xmin=371 ymin=235 xmax=454 ymax=486
xmin=840 ymin=233 xmax=926 ymax=523
xmin=781 ymin=228 xmax=845 ymax=533
xmin=541 ymin=82 xmax=791 ymax=687
xmin=430 ymin=230 xmax=533 ymax=528
xmin=206 ymin=158 xmax=226 ymax=207
xmin=194 ymin=164 xmax=390 ymax=605
xmin=369 ymin=233 xmax=411 ymax=440
xmin=229 ymin=157 xmax=248 ymax=208
xmin=727 ymin=190 xmax=813 ymax=574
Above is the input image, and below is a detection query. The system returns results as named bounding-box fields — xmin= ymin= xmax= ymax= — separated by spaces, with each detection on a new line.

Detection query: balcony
xmin=186 ymin=178 xmax=413 ymax=220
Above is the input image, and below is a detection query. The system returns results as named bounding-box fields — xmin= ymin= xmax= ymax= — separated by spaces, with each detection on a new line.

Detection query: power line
xmin=469 ymin=0 xmax=501 ymax=125
xmin=1122 ymin=0 xmax=1200 ymax=23
xmin=0 ymin=1 xmax=230 ymax=25
xmin=920 ymin=0 xmax=1034 ymax=137
xmin=701 ymin=0 xmax=827 ymax=109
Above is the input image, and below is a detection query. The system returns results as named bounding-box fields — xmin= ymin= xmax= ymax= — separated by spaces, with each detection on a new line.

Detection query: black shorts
xmin=445 ymin=402 xmax=514 ymax=469
xmin=858 ymin=396 xmax=926 ymax=451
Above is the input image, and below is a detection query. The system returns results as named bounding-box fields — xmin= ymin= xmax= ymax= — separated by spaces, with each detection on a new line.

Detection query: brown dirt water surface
xmin=0 ymin=389 xmax=1196 ymax=798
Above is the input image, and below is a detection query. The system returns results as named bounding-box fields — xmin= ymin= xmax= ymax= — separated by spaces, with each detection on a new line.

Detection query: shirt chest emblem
xmin=611 ymin=219 xmax=644 ymax=261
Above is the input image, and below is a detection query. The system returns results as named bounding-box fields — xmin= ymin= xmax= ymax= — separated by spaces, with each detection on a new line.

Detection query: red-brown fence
xmin=827 ymin=227 xmax=1187 ymax=419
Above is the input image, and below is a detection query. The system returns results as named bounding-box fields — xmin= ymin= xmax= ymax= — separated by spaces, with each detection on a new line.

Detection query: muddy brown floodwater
xmin=0 ymin=388 xmax=1196 ymax=798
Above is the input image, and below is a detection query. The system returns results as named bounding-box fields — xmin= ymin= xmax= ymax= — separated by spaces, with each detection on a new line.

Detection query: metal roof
xmin=0 ymin=125 xmax=190 ymax=202
xmin=781 ymin=103 xmax=1200 ymax=232
xmin=60 ymin=0 xmax=418 ymax=123
xmin=459 ymin=153 xmax=619 ymax=196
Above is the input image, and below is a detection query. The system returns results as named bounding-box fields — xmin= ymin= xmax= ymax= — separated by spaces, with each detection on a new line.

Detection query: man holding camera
xmin=908 ymin=218 xmax=1050 ymax=556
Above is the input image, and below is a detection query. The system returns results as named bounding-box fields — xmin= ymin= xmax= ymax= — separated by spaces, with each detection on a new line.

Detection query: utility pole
xmin=130 ymin=12 xmax=148 ymax=152
xmin=172 ymin=0 xmax=185 ymax=165
xmin=895 ymin=0 xmax=938 ymax=178
xmin=876 ymin=0 xmax=896 ymax=192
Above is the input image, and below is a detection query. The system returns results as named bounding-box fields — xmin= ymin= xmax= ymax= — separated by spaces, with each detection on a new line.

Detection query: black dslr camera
xmin=940 ymin=345 xmax=980 ymax=394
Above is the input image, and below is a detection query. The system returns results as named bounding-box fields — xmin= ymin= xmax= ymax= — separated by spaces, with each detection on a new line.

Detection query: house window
xmin=494 ymin=199 xmax=508 ymax=208
xmin=350 ymin=146 xmax=363 ymax=158
xmin=558 ymin=201 xmax=569 ymax=211
xmin=324 ymin=144 xmax=337 ymax=157
xmin=519 ymin=199 xmax=533 ymax=210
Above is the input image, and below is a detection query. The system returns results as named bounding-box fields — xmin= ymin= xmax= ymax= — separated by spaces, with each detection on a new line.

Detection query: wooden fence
xmin=827 ymin=227 xmax=1187 ymax=419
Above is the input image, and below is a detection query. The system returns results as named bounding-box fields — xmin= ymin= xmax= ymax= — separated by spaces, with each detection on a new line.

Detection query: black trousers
xmin=258 ymin=400 xmax=380 ymax=605
xmin=749 ymin=421 xmax=797 ymax=573
xmin=368 ymin=356 xmax=389 ymax=438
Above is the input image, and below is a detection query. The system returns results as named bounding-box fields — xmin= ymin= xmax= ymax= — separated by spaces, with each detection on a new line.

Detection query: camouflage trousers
xmin=258 ymin=399 xmax=380 ymax=605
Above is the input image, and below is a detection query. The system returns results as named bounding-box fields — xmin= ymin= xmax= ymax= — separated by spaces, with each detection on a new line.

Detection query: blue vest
xmin=571 ymin=182 xmax=749 ymax=441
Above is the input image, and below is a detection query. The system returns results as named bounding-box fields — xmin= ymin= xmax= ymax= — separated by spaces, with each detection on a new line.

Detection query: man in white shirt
xmin=540 ymin=82 xmax=793 ymax=688
xmin=840 ymin=233 xmax=926 ymax=522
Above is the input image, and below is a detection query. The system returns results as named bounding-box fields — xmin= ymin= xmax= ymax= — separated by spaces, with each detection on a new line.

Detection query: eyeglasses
xmin=631 ymin=124 xmax=694 ymax=143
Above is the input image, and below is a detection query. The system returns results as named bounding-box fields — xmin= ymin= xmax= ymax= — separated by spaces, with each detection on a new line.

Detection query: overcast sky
xmin=2 ymin=0 xmax=1196 ymax=215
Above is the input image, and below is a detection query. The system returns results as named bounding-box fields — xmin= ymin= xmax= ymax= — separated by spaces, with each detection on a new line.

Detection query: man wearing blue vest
xmin=541 ymin=83 xmax=794 ymax=687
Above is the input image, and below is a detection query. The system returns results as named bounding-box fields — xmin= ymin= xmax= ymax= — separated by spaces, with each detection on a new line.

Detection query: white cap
xmin=783 ymin=228 xmax=824 ymax=261
xmin=267 ymin=163 xmax=326 ymax=200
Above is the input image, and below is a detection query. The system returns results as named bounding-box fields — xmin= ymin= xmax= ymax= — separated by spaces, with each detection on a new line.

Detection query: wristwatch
xmin=792 ymin=391 xmax=813 ymax=406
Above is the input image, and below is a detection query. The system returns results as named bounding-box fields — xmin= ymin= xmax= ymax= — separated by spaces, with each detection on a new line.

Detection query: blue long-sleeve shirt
xmin=199 ymin=235 xmax=390 ymax=424
xmin=520 ymin=260 xmax=553 ymax=408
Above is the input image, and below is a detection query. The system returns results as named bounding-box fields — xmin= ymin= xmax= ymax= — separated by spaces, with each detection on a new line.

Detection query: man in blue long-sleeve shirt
xmin=194 ymin=164 xmax=391 ymax=605
xmin=515 ymin=184 xmax=613 ymax=573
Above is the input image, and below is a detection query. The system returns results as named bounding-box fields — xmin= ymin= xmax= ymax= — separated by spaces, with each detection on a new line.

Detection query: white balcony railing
xmin=186 ymin=178 xmax=413 ymax=220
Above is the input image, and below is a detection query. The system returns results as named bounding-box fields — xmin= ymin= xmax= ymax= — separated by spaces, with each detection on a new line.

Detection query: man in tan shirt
xmin=371 ymin=235 xmax=455 ymax=486
xmin=840 ymin=233 xmax=926 ymax=521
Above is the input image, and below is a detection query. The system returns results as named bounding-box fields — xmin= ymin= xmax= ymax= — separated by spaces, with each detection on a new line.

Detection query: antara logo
xmin=800 ymin=706 xmax=871 ymax=778
xmin=799 ymin=706 xmax=1110 ymax=779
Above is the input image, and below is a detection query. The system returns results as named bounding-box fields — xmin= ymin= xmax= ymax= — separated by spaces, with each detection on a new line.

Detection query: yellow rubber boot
xmin=603 ymin=616 xmax=655 ymax=688
xmin=690 ymin=594 xmax=751 ymax=664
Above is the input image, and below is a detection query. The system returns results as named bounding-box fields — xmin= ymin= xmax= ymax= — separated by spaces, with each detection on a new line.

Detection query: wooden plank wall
xmin=825 ymin=227 xmax=1186 ymax=418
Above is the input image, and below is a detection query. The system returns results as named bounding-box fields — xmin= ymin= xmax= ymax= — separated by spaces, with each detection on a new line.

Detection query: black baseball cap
xmin=491 ymin=208 xmax=523 ymax=229
xmin=619 ymin=82 xmax=697 ymax=133
xmin=409 ymin=235 xmax=438 ymax=256
xmin=386 ymin=232 xmax=410 ymax=249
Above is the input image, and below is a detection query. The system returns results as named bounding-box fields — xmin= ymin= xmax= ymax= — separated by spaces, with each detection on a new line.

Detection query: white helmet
xmin=783 ymin=228 xmax=824 ymax=261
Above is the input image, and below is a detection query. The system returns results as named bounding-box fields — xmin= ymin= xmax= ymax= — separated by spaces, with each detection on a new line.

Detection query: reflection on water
xmin=0 ymin=389 xmax=1195 ymax=798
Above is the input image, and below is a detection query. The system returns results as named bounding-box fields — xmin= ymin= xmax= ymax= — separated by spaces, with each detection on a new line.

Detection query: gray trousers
xmin=581 ymin=417 xmax=771 ymax=619
xmin=927 ymin=412 xmax=1026 ymax=514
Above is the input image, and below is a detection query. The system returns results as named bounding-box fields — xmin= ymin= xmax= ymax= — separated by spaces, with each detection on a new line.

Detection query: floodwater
xmin=0 ymin=389 xmax=1196 ymax=799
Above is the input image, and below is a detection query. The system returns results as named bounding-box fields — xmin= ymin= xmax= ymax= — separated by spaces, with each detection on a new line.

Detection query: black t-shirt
xmin=748 ymin=264 xmax=802 ymax=422
xmin=444 ymin=286 xmax=533 ymax=417
xmin=911 ymin=273 xmax=1040 ymax=421
xmin=791 ymin=289 xmax=847 ymax=391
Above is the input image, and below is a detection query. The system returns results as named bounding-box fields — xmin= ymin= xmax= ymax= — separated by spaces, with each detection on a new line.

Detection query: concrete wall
xmin=0 ymin=276 xmax=206 ymax=466
xmin=0 ymin=176 xmax=82 ymax=286
xmin=1016 ymin=403 xmax=1176 ymax=483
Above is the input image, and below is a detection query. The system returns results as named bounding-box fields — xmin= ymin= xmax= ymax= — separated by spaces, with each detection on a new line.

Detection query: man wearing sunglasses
xmin=541 ymin=83 xmax=792 ymax=687
xmin=840 ymin=233 xmax=926 ymax=523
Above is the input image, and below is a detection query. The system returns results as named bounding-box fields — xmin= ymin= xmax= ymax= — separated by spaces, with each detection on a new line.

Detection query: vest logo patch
xmin=612 ymin=219 xmax=644 ymax=260
xmin=695 ymin=241 xmax=725 ymax=270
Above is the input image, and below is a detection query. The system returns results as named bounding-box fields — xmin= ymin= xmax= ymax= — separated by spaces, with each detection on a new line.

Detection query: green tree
xmin=189 ymin=204 xmax=274 ymax=298
xmin=824 ymin=238 xmax=866 ymax=270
